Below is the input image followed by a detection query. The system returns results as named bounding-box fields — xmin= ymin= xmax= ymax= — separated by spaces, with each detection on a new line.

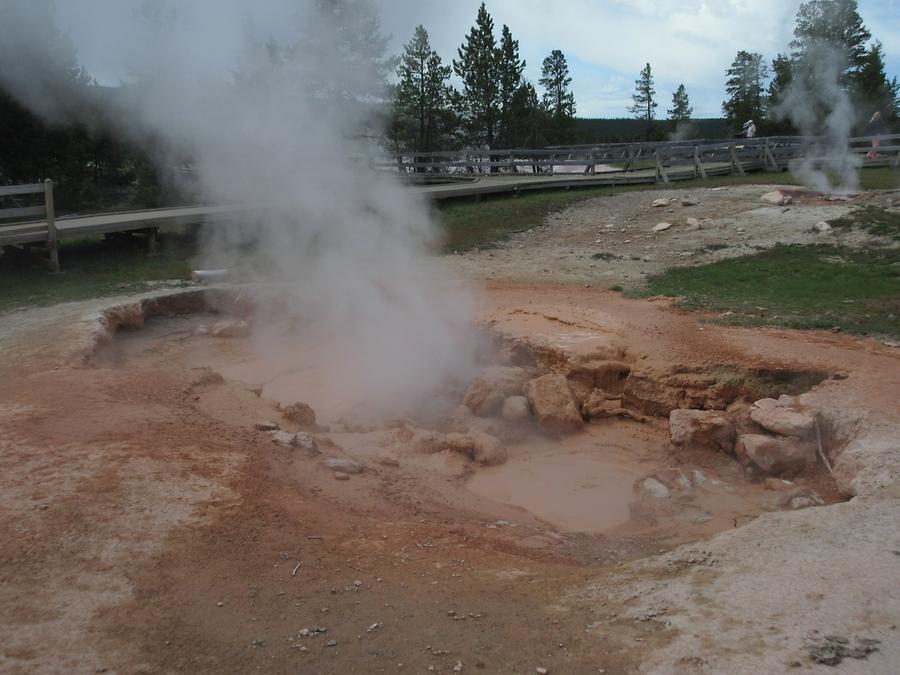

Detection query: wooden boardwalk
xmin=2 ymin=132 xmax=897 ymax=270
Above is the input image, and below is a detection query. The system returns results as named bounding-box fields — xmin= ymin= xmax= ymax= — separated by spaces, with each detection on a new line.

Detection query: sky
xmin=56 ymin=0 xmax=900 ymax=118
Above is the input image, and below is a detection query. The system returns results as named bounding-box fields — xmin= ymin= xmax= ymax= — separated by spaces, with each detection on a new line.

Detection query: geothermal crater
xmin=94 ymin=289 xmax=844 ymax=557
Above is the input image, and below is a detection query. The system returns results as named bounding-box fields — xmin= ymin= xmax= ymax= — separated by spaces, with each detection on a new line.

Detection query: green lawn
xmin=0 ymin=233 xmax=194 ymax=314
xmin=637 ymin=244 xmax=900 ymax=339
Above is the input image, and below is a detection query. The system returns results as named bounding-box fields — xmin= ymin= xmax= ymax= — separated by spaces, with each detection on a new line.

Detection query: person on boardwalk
xmin=865 ymin=111 xmax=886 ymax=159
xmin=741 ymin=119 xmax=757 ymax=139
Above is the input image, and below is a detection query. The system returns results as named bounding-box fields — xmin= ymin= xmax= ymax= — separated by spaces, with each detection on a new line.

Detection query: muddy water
xmin=468 ymin=425 xmax=661 ymax=533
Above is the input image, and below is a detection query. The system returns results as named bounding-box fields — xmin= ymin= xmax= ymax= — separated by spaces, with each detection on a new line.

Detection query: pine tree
xmin=539 ymin=50 xmax=576 ymax=143
xmin=722 ymin=51 xmax=768 ymax=130
xmin=453 ymin=2 xmax=501 ymax=149
xmin=855 ymin=41 xmax=897 ymax=121
xmin=667 ymin=84 xmax=692 ymax=122
xmin=539 ymin=50 xmax=575 ymax=117
xmin=496 ymin=24 xmax=525 ymax=146
xmin=505 ymin=82 xmax=549 ymax=149
xmin=767 ymin=53 xmax=795 ymax=133
xmin=392 ymin=25 xmax=453 ymax=155
xmin=790 ymin=0 xmax=871 ymax=82
xmin=628 ymin=63 xmax=657 ymax=135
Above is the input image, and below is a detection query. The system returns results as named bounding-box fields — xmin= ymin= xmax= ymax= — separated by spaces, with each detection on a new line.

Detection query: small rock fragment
xmin=324 ymin=457 xmax=365 ymax=474
xmin=652 ymin=222 xmax=672 ymax=232
xmin=254 ymin=421 xmax=280 ymax=431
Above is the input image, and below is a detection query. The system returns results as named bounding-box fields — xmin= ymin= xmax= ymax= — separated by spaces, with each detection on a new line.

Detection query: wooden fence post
xmin=654 ymin=148 xmax=669 ymax=183
xmin=764 ymin=138 xmax=780 ymax=171
xmin=693 ymin=145 xmax=707 ymax=179
xmin=44 ymin=179 xmax=59 ymax=273
xmin=729 ymin=143 xmax=745 ymax=176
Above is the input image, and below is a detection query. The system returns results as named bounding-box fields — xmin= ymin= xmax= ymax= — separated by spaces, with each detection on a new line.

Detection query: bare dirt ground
xmin=1 ymin=185 xmax=899 ymax=674
xmin=449 ymin=184 xmax=896 ymax=286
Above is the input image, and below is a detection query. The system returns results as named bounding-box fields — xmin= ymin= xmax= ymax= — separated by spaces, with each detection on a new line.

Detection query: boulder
xmin=468 ymin=430 xmax=507 ymax=466
xmin=669 ymin=408 xmax=734 ymax=452
xmin=501 ymin=395 xmax=531 ymax=421
xmin=281 ymin=402 xmax=317 ymax=427
xmin=324 ymin=457 xmax=364 ymax=474
xmin=463 ymin=366 xmax=529 ymax=415
xmin=685 ymin=217 xmax=700 ymax=228
xmin=652 ymin=197 xmax=672 ymax=207
xmin=635 ymin=477 xmax=670 ymax=499
xmin=567 ymin=360 xmax=631 ymax=403
xmin=525 ymin=374 xmax=584 ymax=434
xmin=736 ymin=434 xmax=815 ymax=476
xmin=652 ymin=222 xmax=672 ymax=232
xmin=750 ymin=399 xmax=815 ymax=437
xmin=813 ymin=220 xmax=832 ymax=233
xmin=760 ymin=190 xmax=791 ymax=206
xmin=680 ymin=196 xmax=701 ymax=206
xmin=209 ymin=319 xmax=251 ymax=338
xmin=581 ymin=388 xmax=622 ymax=419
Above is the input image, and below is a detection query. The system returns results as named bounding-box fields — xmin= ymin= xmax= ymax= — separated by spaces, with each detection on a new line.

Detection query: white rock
xmin=681 ymin=196 xmax=700 ymax=206
xmin=652 ymin=222 xmax=672 ymax=233
xmin=685 ymin=217 xmax=700 ymax=227
xmin=636 ymin=477 xmax=671 ymax=499
xmin=760 ymin=190 xmax=789 ymax=206
xmin=652 ymin=197 xmax=671 ymax=207
xmin=750 ymin=401 xmax=815 ymax=437
xmin=501 ymin=395 xmax=531 ymax=421
xmin=813 ymin=221 xmax=832 ymax=233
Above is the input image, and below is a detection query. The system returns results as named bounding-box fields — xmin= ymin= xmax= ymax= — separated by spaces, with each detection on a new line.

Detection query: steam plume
xmin=774 ymin=42 xmax=861 ymax=195
xmin=0 ymin=0 xmax=479 ymax=421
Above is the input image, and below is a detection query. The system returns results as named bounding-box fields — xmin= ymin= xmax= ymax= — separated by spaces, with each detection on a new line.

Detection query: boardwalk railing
xmin=0 ymin=179 xmax=58 ymax=271
xmin=375 ymin=133 xmax=900 ymax=177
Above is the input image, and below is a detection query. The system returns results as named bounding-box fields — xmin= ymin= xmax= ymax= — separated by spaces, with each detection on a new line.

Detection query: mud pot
xmin=2 ymin=281 xmax=898 ymax=674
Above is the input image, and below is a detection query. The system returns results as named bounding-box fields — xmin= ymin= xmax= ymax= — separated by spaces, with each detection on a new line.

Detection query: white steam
xmin=774 ymin=42 xmax=861 ymax=195
xmin=0 ymin=0 xmax=479 ymax=421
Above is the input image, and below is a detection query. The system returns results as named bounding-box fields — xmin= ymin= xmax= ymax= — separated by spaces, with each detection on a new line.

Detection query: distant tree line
xmin=2 ymin=0 xmax=897 ymax=210
xmin=627 ymin=0 xmax=898 ymax=138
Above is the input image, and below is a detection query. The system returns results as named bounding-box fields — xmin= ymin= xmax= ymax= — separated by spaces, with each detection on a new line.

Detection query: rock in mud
xmin=652 ymin=222 xmax=672 ymax=232
xmin=324 ymin=457 xmax=364 ymax=474
xmin=209 ymin=319 xmax=251 ymax=338
xmin=581 ymin=388 xmax=622 ymax=418
xmin=680 ymin=196 xmax=700 ymax=206
xmin=463 ymin=366 xmax=530 ymax=416
xmin=750 ymin=399 xmax=815 ymax=438
xmin=736 ymin=434 xmax=815 ymax=476
xmin=254 ymin=420 xmax=280 ymax=431
xmin=501 ymin=395 xmax=531 ymax=421
xmin=669 ymin=409 xmax=734 ymax=452
xmin=281 ymin=402 xmax=317 ymax=428
xmin=567 ymin=360 xmax=631 ymax=404
xmin=468 ymin=430 xmax=507 ymax=466
xmin=443 ymin=431 xmax=507 ymax=466
xmin=760 ymin=190 xmax=791 ymax=205
xmin=777 ymin=486 xmax=824 ymax=510
xmin=635 ymin=477 xmax=671 ymax=499
xmin=525 ymin=374 xmax=584 ymax=434
xmin=333 ymin=471 xmax=350 ymax=481
xmin=271 ymin=430 xmax=320 ymax=454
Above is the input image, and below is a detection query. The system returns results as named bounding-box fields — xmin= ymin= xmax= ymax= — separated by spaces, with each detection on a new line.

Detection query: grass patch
xmin=638 ymin=243 xmax=900 ymax=339
xmin=0 ymin=232 xmax=195 ymax=313
xmin=829 ymin=205 xmax=900 ymax=240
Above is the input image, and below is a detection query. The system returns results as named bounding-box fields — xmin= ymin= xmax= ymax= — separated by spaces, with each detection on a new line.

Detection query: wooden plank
xmin=0 ymin=205 xmax=45 ymax=219
xmin=44 ymin=180 xmax=59 ymax=272
xmin=0 ymin=183 xmax=44 ymax=197
xmin=694 ymin=146 xmax=707 ymax=179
